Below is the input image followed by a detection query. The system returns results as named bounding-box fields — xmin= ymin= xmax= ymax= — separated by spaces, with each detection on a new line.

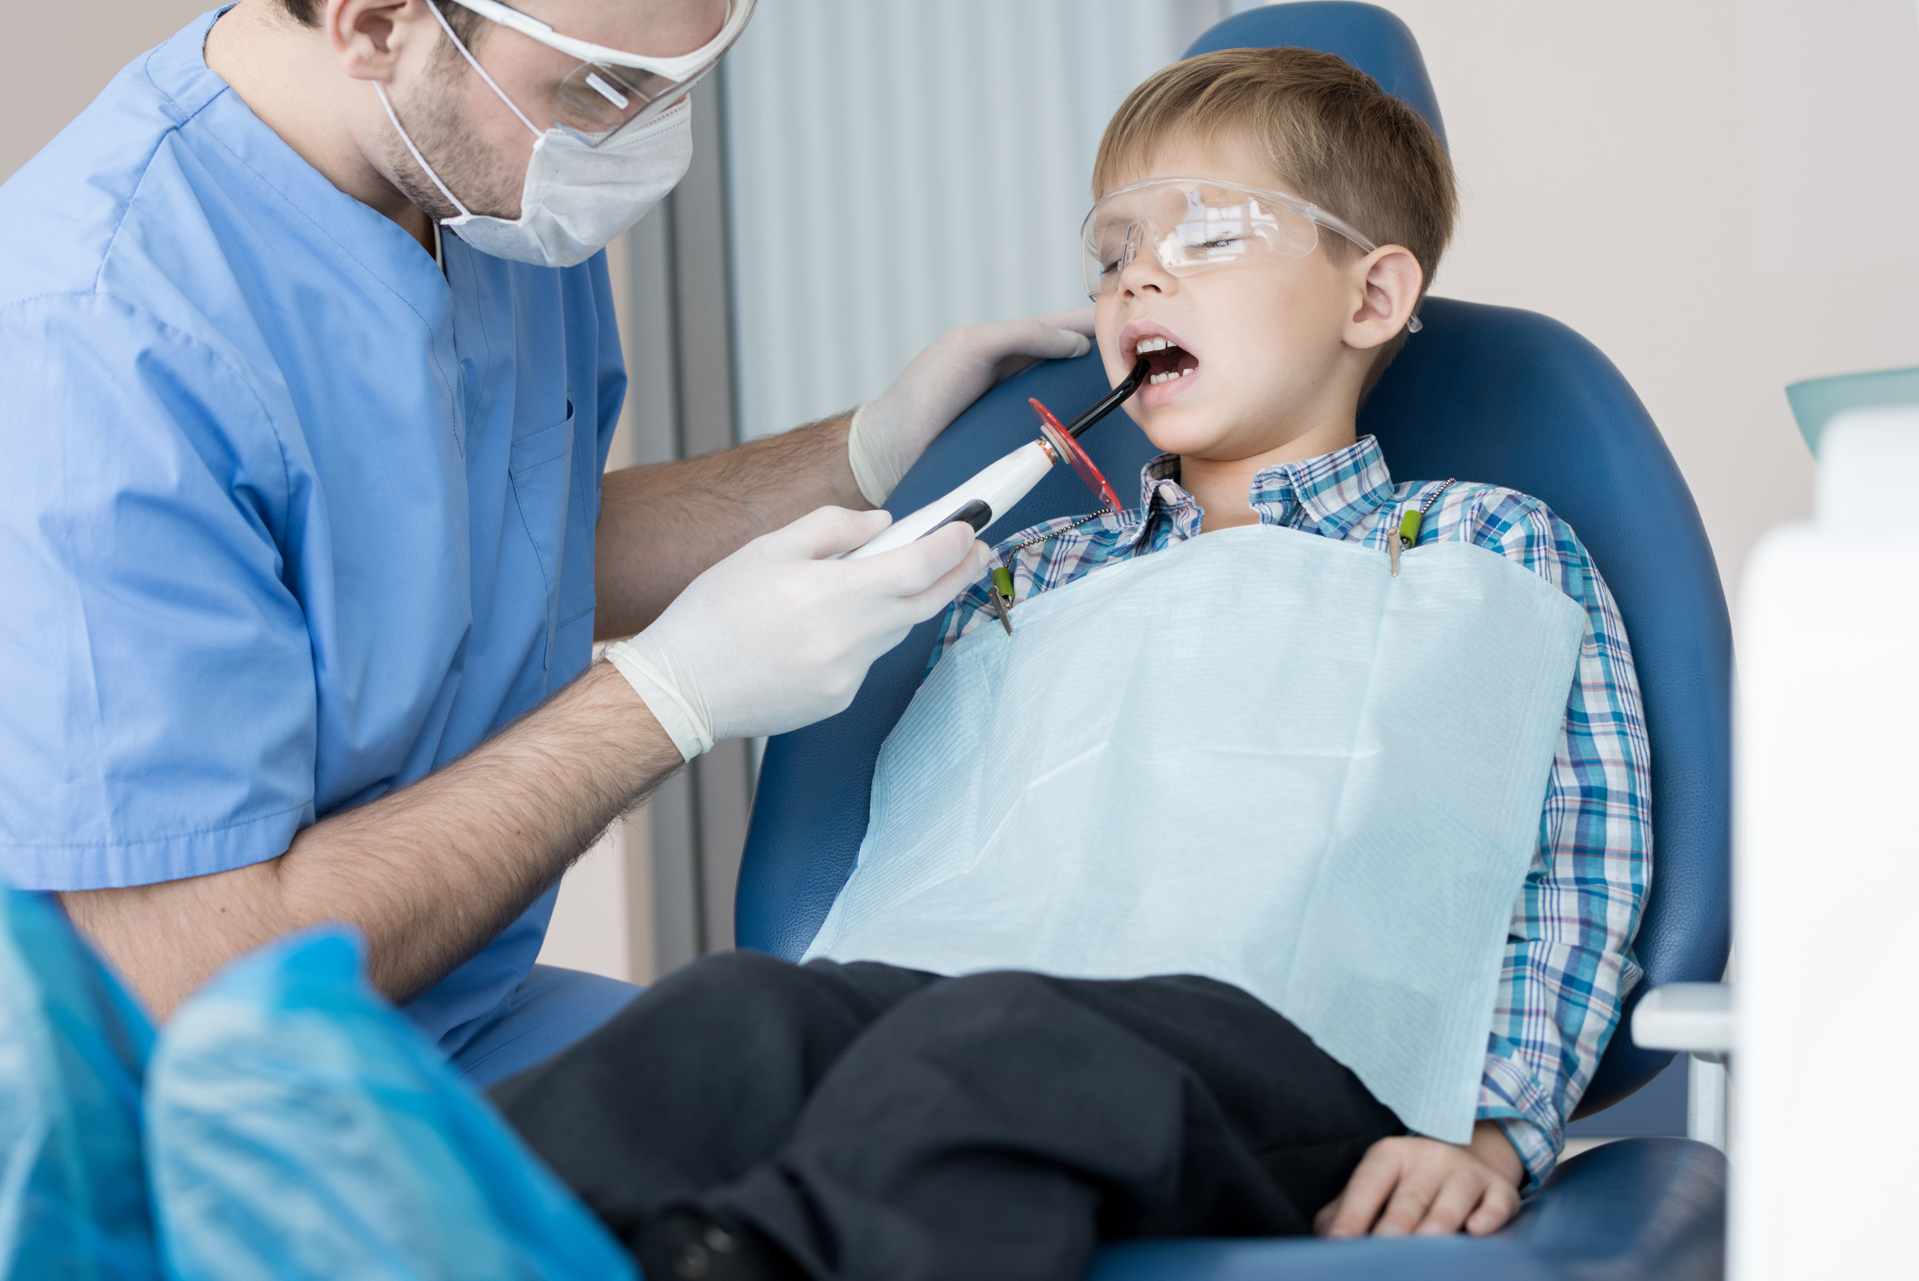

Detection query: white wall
xmin=3 ymin=4 xmax=210 ymax=177
xmin=1260 ymin=0 xmax=1919 ymax=600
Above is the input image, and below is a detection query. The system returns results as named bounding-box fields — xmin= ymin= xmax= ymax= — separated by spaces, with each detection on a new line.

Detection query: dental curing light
xmin=845 ymin=358 xmax=1150 ymax=560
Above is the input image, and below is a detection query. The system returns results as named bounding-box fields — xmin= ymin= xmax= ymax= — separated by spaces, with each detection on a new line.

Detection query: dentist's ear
xmin=1342 ymin=245 xmax=1424 ymax=352
xmin=331 ymin=0 xmax=429 ymax=81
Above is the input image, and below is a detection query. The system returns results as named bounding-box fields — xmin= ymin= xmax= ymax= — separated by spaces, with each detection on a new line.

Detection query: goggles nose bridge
xmin=1119 ymin=221 xmax=1143 ymax=274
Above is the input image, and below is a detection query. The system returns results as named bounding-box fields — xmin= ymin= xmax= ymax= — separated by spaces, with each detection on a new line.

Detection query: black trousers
xmin=490 ymin=952 xmax=1402 ymax=1281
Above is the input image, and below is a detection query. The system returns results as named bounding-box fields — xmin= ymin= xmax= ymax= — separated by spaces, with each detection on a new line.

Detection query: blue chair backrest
xmin=739 ymin=2 xmax=1732 ymax=1115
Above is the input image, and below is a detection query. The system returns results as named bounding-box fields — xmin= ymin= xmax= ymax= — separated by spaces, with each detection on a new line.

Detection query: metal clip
xmin=1391 ymin=509 xmax=1423 ymax=577
xmin=989 ymin=564 xmax=1016 ymax=635
xmin=1390 ymin=480 xmax=1456 ymax=577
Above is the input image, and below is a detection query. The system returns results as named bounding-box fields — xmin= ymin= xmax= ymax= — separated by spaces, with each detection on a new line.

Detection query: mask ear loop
xmin=374 ymin=82 xmax=471 ymax=219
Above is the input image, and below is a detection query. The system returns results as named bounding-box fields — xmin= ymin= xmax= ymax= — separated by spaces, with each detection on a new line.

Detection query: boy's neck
xmin=1180 ymin=417 xmax=1360 ymax=531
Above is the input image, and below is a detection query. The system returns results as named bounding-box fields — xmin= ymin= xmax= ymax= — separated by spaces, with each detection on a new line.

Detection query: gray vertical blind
xmin=721 ymin=1 xmax=1236 ymax=441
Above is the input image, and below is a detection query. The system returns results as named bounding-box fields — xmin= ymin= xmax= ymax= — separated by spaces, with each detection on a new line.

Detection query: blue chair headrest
xmin=1184 ymin=2 xmax=1448 ymax=150
xmin=740 ymin=4 xmax=1731 ymax=1118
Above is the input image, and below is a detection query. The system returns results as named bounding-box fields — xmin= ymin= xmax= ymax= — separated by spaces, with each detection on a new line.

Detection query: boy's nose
xmin=1118 ymin=246 xmax=1176 ymax=298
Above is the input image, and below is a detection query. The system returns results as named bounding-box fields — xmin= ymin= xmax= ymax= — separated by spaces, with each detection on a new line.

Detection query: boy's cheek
xmin=1094 ymin=296 xmax=1145 ymax=367
xmin=1096 ymin=342 xmax=1139 ymax=393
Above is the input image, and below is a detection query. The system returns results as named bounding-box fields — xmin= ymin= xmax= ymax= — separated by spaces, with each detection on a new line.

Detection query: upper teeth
xmin=1136 ymin=335 xmax=1193 ymax=385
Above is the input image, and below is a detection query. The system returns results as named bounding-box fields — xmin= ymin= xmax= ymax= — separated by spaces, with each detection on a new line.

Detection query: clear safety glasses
xmin=446 ymin=0 xmax=756 ymax=143
xmin=1081 ymin=176 xmax=1404 ymax=315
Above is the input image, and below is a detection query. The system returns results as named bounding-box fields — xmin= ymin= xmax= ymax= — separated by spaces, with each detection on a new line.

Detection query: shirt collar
xmin=1252 ymin=435 xmax=1399 ymax=539
xmin=1126 ymin=454 xmax=1199 ymax=547
xmin=1124 ymin=435 xmax=1397 ymax=548
xmin=164 ymin=6 xmax=457 ymax=327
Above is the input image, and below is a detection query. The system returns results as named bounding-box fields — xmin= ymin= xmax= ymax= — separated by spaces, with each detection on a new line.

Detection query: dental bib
xmin=803 ymin=523 xmax=1586 ymax=1141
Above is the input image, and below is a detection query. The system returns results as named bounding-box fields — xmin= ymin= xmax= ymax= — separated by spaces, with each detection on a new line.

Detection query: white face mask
xmin=375 ymin=3 xmax=694 ymax=269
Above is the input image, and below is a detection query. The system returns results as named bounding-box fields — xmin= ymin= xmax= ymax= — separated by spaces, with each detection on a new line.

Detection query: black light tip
xmin=1066 ymin=357 xmax=1154 ymax=439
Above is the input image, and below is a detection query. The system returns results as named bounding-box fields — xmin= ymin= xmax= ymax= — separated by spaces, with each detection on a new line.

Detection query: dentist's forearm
xmin=61 ymin=662 xmax=680 ymax=1021
xmin=593 ymin=411 xmax=865 ymax=639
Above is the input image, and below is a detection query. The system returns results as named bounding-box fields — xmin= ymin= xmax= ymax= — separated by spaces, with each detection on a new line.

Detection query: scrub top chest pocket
xmin=507 ymin=401 xmax=577 ymax=674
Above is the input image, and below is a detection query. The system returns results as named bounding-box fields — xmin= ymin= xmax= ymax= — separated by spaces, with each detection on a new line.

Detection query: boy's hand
xmin=1314 ymin=1123 xmax=1525 ymax=1238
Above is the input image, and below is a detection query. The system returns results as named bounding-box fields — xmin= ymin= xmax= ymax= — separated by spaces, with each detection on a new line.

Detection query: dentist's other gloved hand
xmin=606 ymin=507 xmax=990 ymax=761
xmin=847 ymin=308 xmax=1095 ymax=505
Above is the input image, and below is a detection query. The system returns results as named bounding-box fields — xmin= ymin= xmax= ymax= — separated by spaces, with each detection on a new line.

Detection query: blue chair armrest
xmin=1087 ymin=1138 xmax=1726 ymax=1281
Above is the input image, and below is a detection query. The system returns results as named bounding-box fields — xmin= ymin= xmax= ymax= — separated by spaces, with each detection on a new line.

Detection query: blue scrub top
xmin=0 ymin=9 xmax=626 ymax=1053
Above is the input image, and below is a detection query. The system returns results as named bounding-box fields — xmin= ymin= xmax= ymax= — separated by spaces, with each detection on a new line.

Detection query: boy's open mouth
xmin=1134 ymin=335 xmax=1200 ymax=385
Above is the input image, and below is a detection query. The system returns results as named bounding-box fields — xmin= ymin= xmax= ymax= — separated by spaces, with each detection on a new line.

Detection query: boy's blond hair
xmin=1094 ymin=47 xmax=1458 ymax=395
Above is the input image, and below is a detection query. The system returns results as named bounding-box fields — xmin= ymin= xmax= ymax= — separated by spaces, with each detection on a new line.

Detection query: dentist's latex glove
xmin=847 ymin=308 xmax=1096 ymax=505
xmin=605 ymin=507 xmax=990 ymax=761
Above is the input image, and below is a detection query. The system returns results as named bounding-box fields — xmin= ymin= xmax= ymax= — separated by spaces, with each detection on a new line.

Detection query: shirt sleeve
xmin=0 ymin=293 xmax=316 ymax=890
xmin=1470 ymin=492 xmax=1653 ymax=1191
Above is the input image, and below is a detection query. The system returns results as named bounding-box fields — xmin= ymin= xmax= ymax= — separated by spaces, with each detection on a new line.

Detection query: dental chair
xmin=738 ymin=5 xmax=1733 ymax=1277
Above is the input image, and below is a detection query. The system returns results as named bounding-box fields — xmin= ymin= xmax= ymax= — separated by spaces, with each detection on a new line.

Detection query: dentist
xmin=0 ymin=0 xmax=1089 ymax=1076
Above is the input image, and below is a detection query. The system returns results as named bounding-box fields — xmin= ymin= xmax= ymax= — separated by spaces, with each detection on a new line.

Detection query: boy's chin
xmin=1130 ymin=405 xmax=1237 ymax=458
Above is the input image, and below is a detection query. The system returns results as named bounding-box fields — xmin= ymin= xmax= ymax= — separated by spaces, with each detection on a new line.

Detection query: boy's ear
xmin=1342 ymin=245 xmax=1424 ymax=353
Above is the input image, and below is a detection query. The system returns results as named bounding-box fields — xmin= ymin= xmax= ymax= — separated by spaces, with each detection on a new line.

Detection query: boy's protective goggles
xmin=1081 ymin=177 xmax=1417 ymax=330
xmin=446 ymin=0 xmax=756 ymax=143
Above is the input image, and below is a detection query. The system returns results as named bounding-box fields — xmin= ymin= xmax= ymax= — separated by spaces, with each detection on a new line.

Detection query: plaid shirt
xmin=926 ymin=435 xmax=1652 ymax=1189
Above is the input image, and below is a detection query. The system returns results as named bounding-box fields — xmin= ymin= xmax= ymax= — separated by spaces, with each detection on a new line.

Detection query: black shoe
xmin=633 ymin=1208 xmax=806 ymax=1281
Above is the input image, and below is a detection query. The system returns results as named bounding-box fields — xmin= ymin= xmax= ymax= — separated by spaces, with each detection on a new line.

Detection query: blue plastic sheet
xmin=146 ymin=929 xmax=637 ymax=1281
xmin=1784 ymin=365 xmax=1919 ymax=457
xmin=0 ymin=889 xmax=161 ymax=1281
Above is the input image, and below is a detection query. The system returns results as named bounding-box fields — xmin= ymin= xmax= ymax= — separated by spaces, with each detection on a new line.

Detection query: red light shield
xmin=1028 ymin=398 xmax=1123 ymax=512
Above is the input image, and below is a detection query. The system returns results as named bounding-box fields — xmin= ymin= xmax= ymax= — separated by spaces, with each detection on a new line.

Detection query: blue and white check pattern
xmin=926 ymin=435 xmax=1652 ymax=1189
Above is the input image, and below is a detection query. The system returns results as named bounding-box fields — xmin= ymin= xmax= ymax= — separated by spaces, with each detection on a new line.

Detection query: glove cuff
xmin=845 ymin=401 xmax=900 ymax=507
xmin=604 ymin=637 xmax=715 ymax=764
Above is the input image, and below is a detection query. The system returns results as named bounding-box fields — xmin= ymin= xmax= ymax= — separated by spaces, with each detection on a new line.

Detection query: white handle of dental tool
xmin=844 ymin=438 xmax=1054 ymax=560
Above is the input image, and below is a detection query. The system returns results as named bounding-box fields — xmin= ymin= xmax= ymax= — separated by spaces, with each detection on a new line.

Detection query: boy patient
xmin=494 ymin=48 xmax=1650 ymax=1281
